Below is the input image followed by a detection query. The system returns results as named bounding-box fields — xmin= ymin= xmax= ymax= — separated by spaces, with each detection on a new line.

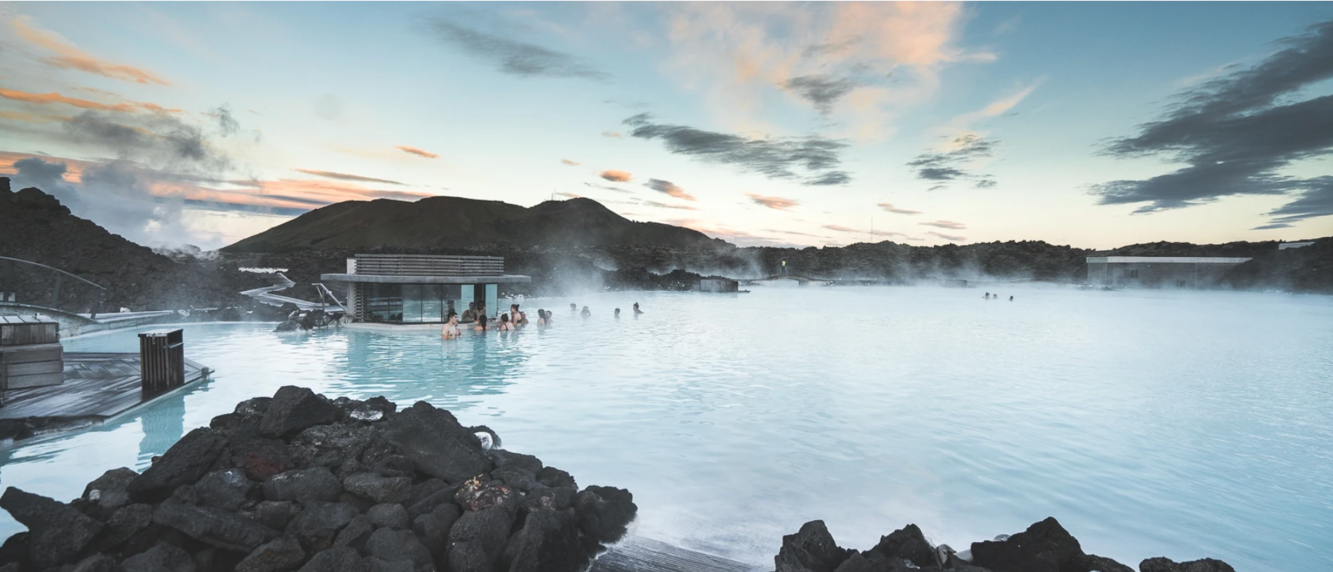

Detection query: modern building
xmin=1085 ymin=256 xmax=1252 ymax=288
xmin=321 ymin=255 xmax=530 ymax=325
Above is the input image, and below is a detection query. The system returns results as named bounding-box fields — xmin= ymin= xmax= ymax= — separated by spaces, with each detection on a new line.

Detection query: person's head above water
xmin=615 ymin=308 xmax=620 ymax=316
xmin=447 ymin=311 xmax=458 ymax=324
xmin=476 ymin=315 xmax=488 ymax=328
xmin=501 ymin=313 xmax=510 ymax=323
xmin=468 ymin=301 xmax=476 ymax=310
xmin=570 ymin=303 xmax=577 ymax=311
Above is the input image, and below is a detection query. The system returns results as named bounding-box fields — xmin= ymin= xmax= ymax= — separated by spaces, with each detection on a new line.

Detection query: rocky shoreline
xmin=774 ymin=518 xmax=1235 ymax=572
xmin=0 ymin=387 xmax=636 ymax=572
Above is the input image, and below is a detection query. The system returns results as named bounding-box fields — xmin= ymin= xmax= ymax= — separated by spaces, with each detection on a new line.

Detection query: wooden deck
xmin=593 ymin=537 xmax=769 ymax=572
xmin=0 ymin=352 xmax=208 ymax=422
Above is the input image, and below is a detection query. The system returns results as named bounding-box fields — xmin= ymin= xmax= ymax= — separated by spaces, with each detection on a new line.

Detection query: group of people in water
xmin=441 ymin=301 xmax=643 ymax=339
xmin=983 ymin=292 xmax=1014 ymax=301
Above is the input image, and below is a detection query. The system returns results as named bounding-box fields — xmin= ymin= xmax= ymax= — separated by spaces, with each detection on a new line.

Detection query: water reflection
xmin=137 ymin=390 xmax=186 ymax=464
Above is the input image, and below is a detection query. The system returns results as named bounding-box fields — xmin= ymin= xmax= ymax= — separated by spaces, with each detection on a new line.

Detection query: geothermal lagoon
xmin=1 ymin=285 xmax=1329 ymax=572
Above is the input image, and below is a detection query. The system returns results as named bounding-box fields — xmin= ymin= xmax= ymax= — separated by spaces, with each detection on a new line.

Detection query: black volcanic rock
xmin=1140 ymin=557 xmax=1237 ymax=572
xmin=776 ymin=520 xmax=851 ymax=572
xmin=970 ymin=517 xmax=1084 ymax=572
xmin=261 ymin=386 xmax=342 ymax=439
xmin=127 ymin=428 xmax=228 ymax=502
xmin=377 ymin=401 xmax=491 ymax=484
xmin=0 ymin=487 xmax=104 ymax=568
xmin=869 ymin=524 xmax=935 ymax=568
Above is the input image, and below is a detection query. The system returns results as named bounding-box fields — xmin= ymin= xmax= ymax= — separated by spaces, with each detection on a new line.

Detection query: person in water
xmin=570 ymin=303 xmax=577 ymax=312
xmin=473 ymin=315 xmax=490 ymax=331
xmin=536 ymin=309 xmax=548 ymax=326
xmin=461 ymin=302 xmax=478 ymax=322
xmin=510 ymin=304 xmax=528 ymax=326
xmin=633 ymin=302 xmax=643 ymax=315
xmin=983 ymin=292 xmax=990 ymax=299
xmin=497 ymin=313 xmax=515 ymax=331
xmin=1009 ymin=295 xmax=1014 ymax=302
xmin=581 ymin=306 xmax=591 ymax=318
xmin=614 ymin=308 xmax=620 ymax=318
xmin=441 ymin=312 xmax=462 ymax=340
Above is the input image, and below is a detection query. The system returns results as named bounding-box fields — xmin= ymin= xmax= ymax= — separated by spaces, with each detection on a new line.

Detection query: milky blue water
xmin=2 ymin=285 xmax=1330 ymax=571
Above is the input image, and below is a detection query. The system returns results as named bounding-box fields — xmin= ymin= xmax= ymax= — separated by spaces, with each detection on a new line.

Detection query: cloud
xmin=602 ymin=131 xmax=623 ymax=138
xmin=583 ymin=182 xmax=632 ymax=193
xmin=644 ymin=178 xmax=696 ymax=200
xmin=640 ymin=200 xmax=697 ymax=211
xmin=426 ymin=18 xmax=609 ymax=81
xmin=624 ymin=113 xmax=851 ymax=185
xmin=0 ymin=87 xmax=176 ymax=113
xmin=600 ymin=169 xmax=633 ymax=182
xmin=822 ymin=224 xmax=905 ymax=238
xmin=877 ymin=202 xmax=920 ymax=215
xmin=906 ymin=133 xmax=996 ymax=189
xmin=10 ymin=16 xmax=169 ymax=85
xmin=767 ymin=228 xmax=827 ymax=238
xmin=62 ymin=111 xmax=231 ymax=172
xmin=561 ymin=158 xmax=580 ymax=166
xmin=823 ymin=224 xmax=857 ymax=233
xmin=1091 ymin=19 xmax=1333 ymax=228
xmin=926 ymin=230 xmax=966 ymax=242
xmin=396 ymin=145 xmax=439 ymax=159
xmin=919 ymin=220 xmax=966 ymax=230
xmin=555 ymin=191 xmax=582 ymax=199
xmin=746 ymin=192 xmax=799 ymax=210
xmin=294 ymin=169 xmax=403 ymax=185
xmin=783 ymin=74 xmax=860 ymax=116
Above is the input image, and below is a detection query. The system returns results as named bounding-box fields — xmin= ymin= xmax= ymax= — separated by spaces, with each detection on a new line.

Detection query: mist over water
xmin=1 ymin=285 xmax=1330 ymax=571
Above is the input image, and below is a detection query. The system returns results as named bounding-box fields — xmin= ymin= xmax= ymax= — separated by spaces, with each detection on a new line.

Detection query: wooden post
xmin=139 ymin=329 xmax=184 ymax=394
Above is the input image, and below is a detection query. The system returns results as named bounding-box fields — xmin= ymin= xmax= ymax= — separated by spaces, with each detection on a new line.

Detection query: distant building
xmin=699 ymin=278 xmax=739 ymax=293
xmin=321 ymin=254 xmax=530 ymax=325
xmin=1085 ymin=256 xmax=1252 ymax=288
xmin=1279 ymin=241 xmax=1314 ymax=250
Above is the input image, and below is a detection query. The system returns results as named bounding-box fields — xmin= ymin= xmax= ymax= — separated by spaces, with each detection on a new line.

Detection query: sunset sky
xmin=1 ymin=2 xmax=1330 ymax=249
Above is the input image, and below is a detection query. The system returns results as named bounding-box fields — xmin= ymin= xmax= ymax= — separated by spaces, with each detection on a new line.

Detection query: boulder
xmin=522 ymin=484 xmax=575 ymax=513
xmin=264 ymin=467 xmax=343 ymax=504
xmin=455 ymin=477 xmax=516 ymax=513
xmin=775 ymin=520 xmax=851 ymax=572
xmin=82 ymin=467 xmax=139 ymax=515
xmin=831 ymin=552 xmax=920 ymax=572
xmin=502 ymin=507 xmax=585 ymax=572
xmin=406 ymin=487 xmax=457 ymax=520
xmin=0 ymin=487 xmax=105 ymax=568
xmin=491 ymin=465 xmax=537 ymax=492
xmin=286 ymin=501 xmax=360 ymax=553
xmin=288 ymin=423 xmax=376 ymax=470
xmin=1139 ymin=557 xmax=1236 ymax=572
xmin=195 ymin=468 xmax=255 ymax=511
xmin=236 ymin=536 xmax=306 ymax=572
xmin=127 ymin=428 xmax=228 ymax=502
xmin=260 ymin=386 xmax=341 ymax=439
xmin=367 ymin=558 xmax=414 ymax=572
xmin=412 ymin=504 xmax=460 ymax=561
xmin=153 ymin=499 xmax=279 ymax=552
xmin=447 ymin=508 xmax=513 ymax=572
xmin=92 ymin=503 xmax=154 ymax=553
xmin=970 ymin=517 xmax=1084 ymax=572
xmin=343 ymin=473 xmax=411 ymax=504
xmin=367 ymin=503 xmax=410 ymax=530
xmin=869 ymin=524 xmax=935 ymax=569
xmin=364 ymin=528 xmax=433 ymax=570
xmin=376 ymin=401 xmax=491 ymax=483
xmin=250 ymin=501 xmax=300 ymax=531
xmin=1080 ymin=554 xmax=1134 ymax=572
xmin=120 ymin=541 xmax=197 ymax=572
xmin=573 ymin=485 xmax=636 ymax=544
xmin=334 ymin=515 xmax=375 ymax=553
xmin=233 ymin=439 xmax=294 ymax=482
xmin=70 ymin=553 xmax=118 ymax=572
xmin=490 ymin=450 xmax=543 ymax=473
xmin=298 ymin=547 xmax=367 ymax=572
xmin=536 ymin=466 xmax=576 ymax=489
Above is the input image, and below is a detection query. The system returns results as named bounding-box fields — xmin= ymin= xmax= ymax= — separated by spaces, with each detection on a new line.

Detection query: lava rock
xmin=92 ymin=503 xmax=154 ymax=553
xmin=127 ymin=428 xmax=228 ymax=502
xmin=490 ymin=449 xmax=543 ymax=473
xmin=81 ymin=467 xmax=138 ymax=515
xmin=298 ymin=547 xmax=367 ymax=572
xmin=233 ymin=439 xmax=294 ymax=482
xmin=536 ymin=466 xmax=576 ymax=489
xmin=971 ymin=517 xmax=1084 ymax=572
xmin=447 ymin=507 xmax=513 ymax=572
xmin=343 ymin=473 xmax=411 ymax=504
xmin=334 ymin=515 xmax=375 ymax=552
xmin=832 ymin=552 xmax=920 ymax=572
xmin=1140 ymin=557 xmax=1237 ymax=572
xmin=236 ymin=536 xmax=306 ymax=572
xmin=522 ymin=484 xmax=576 ymax=513
xmin=0 ymin=487 xmax=105 ymax=568
xmin=286 ymin=500 xmax=359 ymax=553
xmin=264 ymin=467 xmax=343 ymax=504
xmin=491 ymin=465 xmax=537 ymax=492
xmin=250 ymin=501 xmax=300 ymax=531
xmin=574 ymin=485 xmax=637 ymax=544
xmin=153 ymin=499 xmax=279 ymax=552
xmin=1080 ymin=554 xmax=1134 ymax=572
xmin=260 ymin=386 xmax=341 ymax=439
xmin=195 ymin=468 xmax=254 ymax=510
xmin=776 ymin=520 xmax=851 ymax=572
xmin=412 ymin=504 xmax=460 ymax=561
xmin=289 ymin=423 xmax=375 ymax=470
xmin=502 ymin=507 xmax=585 ymax=572
xmin=869 ymin=524 xmax=935 ymax=569
xmin=455 ymin=477 xmax=515 ymax=513
xmin=367 ymin=503 xmax=410 ymax=530
xmin=376 ymin=401 xmax=491 ymax=483
xmin=69 ymin=553 xmax=118 ymax=572
xmin=120 ymin=541 xmax=197 ymax=572
xmin=364 ymin=528 xmax=433 ymax=570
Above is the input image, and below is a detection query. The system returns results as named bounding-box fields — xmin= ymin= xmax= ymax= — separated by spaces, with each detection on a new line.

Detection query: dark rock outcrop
xmin=0 ymin=387 xmax=636 ymax=572
xmin=775 ymin=520 xmax=851 ymax=572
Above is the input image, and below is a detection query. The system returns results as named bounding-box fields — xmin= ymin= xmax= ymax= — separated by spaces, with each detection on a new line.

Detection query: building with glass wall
xmin=321 ymin=255 xmax=530 ymax=326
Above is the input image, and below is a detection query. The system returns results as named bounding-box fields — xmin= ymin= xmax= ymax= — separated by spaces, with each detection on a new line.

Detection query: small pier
xmin=0 ymin=353 xmax=208 ymax=424
xmin=592 ymin=537 xmax=768 ymax=572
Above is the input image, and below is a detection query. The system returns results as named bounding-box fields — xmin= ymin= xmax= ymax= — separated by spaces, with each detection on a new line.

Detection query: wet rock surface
xmin=0 ymin=386 xmax=636 ymax=572
xmin=775 ymin=518 xmax=1235 ymax=572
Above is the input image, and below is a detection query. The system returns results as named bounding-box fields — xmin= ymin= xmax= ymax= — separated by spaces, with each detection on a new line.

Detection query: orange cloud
xmin=11 ymin=17 xmax=170 ymax=85
xmin=926 ymin=230 xmax=965 ymax=242
xmin=878 ymin=202 xmax=921 ymax=215
xmin=644 ymin=178 xmax=695 ymax=200
xmin=919 ymin=220 xmax=966 ymax=230
xmin=746 ymin=192 xmax=799 ymax=210
xmin=0 ymin=151 xmax=91 ymax=183
xmin=0 ymin=87 xmax=177 ymax=113
xmin=600 ymin=169 xmax=633 ymax=182
xmin=294 ymin=168 xmax=404 ymax=185
xmin=602 ymin=131 xmax=623 ymax=138
xmin=0 ymin=110 xmax=69 ymax=123
xmin=396 ymin=145 xmax=439 ymax=159
xmin=561 ymin=158 xmax=580 ymax=166
xmin=823 ymin=224 xmax=857 ymax=233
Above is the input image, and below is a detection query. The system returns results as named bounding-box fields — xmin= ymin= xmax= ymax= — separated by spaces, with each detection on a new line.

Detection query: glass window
xmin=443 ymin=285 xmax=463 ymax=320
xmin=485 ymin=284 xmax=498 ymax=319
xmin=366 ymin=284 xmax=401 ymax=322
xmin=402 ymin=285 xmax=423 ymax=323
xmin=421 ymin=285 xmax=443 ymax=323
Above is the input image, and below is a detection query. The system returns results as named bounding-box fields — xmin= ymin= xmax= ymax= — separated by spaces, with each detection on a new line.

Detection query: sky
xmin=1 ymin=2 xmax=1331 ymax=250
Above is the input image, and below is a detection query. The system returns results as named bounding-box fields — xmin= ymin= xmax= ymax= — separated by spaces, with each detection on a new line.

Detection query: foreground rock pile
xmin=776 ymin=518 xmax=1235 ymax=572
xmin=0 ymin=386 xmax=636 ymax=572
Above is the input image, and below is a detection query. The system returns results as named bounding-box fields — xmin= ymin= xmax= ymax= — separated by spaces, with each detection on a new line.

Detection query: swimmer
xmin=1009 ymin=295 xmax=1014 ymax=302
xmin=570 ymin=303 xmax=577 ymax=312
xmin=983 ymin=292 xmax=990 ymax=299
xmin=581 ymin=306 xmax=591 ymax=318
xmin=510 ymin=304 xmax=527 ymax=326
xmin=536 ymin=309 xmax=548 ymax=326
xmin=441 ymin=312 xmax=462 ymax=340
xmin=473 ymin=315 xmax=490 ymax=331
xmin=615 ymin=308 xmax=620 ymax=318
xmin=498 ymin=313 xmax=515 ymax=331
xmin=461 ymin=302 xmax=478 ymax=322
xmin=633 ymin=302 xmax=643 ymax=315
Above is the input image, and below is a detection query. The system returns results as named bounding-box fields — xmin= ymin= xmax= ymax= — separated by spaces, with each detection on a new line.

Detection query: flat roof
xmin=1085 ymin=256 xmax=1252 ymax=264
xmin=321 ymin=273 xmax=531 ymax=284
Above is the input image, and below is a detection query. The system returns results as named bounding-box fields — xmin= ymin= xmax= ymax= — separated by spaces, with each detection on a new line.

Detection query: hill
xmin=222 ymin=196 xmax=724 ymax=253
